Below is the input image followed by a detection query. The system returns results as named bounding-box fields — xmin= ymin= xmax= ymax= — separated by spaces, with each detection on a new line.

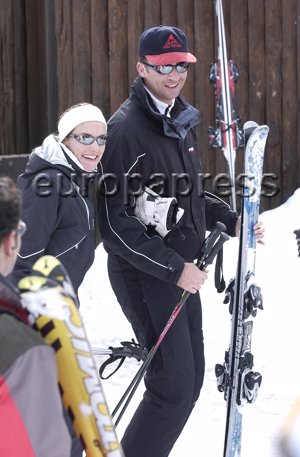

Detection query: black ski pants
xmin=107 ymin=254 xmax=205 ymax=457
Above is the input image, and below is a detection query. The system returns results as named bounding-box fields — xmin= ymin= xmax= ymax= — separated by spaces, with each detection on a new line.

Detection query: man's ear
xmin=3 ymin=231 xmax=17 ymax=255
xmin=136 ymin=61 xmax=147 ymax=78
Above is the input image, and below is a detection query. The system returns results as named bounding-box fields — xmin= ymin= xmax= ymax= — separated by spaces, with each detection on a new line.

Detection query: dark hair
xmin=0 ymin=177 xmax=21 ymax=243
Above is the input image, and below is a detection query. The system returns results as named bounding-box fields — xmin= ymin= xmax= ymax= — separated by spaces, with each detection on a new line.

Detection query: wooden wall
xmin=1 ymin=0 xmax=300 ymax=211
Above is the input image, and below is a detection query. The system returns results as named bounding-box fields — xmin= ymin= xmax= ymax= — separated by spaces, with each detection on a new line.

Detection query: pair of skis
xmin=209 ymin=0 xmax=244 ymax=212
xmin=19 ymin=256 xmax=125 ymax=457
xmin=210 ymin=1 xmax=270 ymax=455
xmin=216 ymin=122 xmax=269 ymax=456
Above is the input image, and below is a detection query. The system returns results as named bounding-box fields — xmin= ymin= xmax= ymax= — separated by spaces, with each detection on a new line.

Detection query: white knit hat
xmin=58 ymin=103 xmax=107 ymax=142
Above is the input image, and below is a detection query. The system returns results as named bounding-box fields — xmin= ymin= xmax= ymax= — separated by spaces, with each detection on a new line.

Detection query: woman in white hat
xmin=11 ymin=102 xmax=107 ymax=297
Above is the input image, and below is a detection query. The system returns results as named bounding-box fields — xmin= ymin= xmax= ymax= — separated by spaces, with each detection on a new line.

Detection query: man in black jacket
xmin=98 ymin=26 xmax=262 ymax=457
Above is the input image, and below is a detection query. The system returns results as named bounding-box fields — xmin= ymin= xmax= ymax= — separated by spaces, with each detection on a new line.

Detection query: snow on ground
xmin=79 ymin=188 xmax=300 ymax=456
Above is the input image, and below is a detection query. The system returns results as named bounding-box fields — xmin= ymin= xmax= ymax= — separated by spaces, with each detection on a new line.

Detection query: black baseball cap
xmin=139 ymin=25 xmax=197 ymax=65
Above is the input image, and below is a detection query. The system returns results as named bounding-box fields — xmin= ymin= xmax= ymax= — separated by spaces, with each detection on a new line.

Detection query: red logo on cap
xmin=163 ymin=34 xmax=181 ymax=49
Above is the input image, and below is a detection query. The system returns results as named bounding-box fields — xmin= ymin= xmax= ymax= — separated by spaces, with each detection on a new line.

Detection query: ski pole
xmin=112 ymin=222 xmax=229 ymax=427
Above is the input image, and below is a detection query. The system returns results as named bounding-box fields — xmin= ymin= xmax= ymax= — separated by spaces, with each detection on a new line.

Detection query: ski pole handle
xmin=200 ymin=232 xmax=229 ymax=270
xmin=200 ymin=221 xmax=227 ymax=257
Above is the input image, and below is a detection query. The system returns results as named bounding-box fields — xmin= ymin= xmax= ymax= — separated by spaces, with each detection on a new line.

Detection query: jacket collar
xmin=131 ymin=77 xmax=200 ymax=140
xmin=144 ymin=86 xmax=175 ymax=116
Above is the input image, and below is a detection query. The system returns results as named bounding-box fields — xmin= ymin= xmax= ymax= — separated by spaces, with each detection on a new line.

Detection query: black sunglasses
xmin=143 ymin=62 xmax=190 ymax=75
xmin=68 ymin=133 xmax=108 ymax=146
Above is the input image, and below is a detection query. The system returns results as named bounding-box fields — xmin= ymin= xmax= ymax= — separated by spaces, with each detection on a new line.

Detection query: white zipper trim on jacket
xmin=17 ymin=248 xmax=45 ymax=259
xmin=56 ymin=235 xmax=87 ymax=258
xmin=72 ymin=182 xmax=91 ymax=230
xmin=126 ymin=154 xmax=146 ymax=174
xmin=17 ymin=236 xmax=87 ymax=260
xmin=80 ymin=193 xmax=91 ymax=230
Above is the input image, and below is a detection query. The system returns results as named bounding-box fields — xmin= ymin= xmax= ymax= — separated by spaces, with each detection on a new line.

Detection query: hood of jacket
xmin=23 ymin=134 xmax=87 ymax=177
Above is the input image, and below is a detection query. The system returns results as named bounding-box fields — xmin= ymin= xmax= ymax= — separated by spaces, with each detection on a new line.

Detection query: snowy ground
xmin=79 ymin=189 xmax=300 ymax=456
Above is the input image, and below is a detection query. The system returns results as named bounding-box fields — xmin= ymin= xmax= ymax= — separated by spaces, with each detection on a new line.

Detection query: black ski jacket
xmin=11 ymin=135 xmax=95 ymax=293
xmin=98 ymin=77 xmax=238 ymax=284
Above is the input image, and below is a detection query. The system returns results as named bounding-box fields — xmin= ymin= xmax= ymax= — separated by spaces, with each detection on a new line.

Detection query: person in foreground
xmin=98 ymin=25 xmax=264 ymax=457
xmin=0 ymin=176 xmax=71 ymax=456
xmin=11 ymin=102 xmax=107 ymax=295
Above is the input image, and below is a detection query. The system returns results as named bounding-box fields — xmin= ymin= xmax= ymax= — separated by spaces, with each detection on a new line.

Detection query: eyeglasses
xmin=143 ymin=62 xmax=190 ymax=75
xmin=15 ymin=220 xmax=27 ymax=237
xmin=68 ymin=133 xmax=108 ymax=146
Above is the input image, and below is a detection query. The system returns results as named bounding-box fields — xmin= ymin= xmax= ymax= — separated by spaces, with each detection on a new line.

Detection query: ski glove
xmin=134 ymin=187 xmax=184 ymax=238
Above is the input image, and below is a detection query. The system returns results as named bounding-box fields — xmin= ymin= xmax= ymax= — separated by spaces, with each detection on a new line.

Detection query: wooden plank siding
xmin=1 ymin=0 xmax=300 ymax=211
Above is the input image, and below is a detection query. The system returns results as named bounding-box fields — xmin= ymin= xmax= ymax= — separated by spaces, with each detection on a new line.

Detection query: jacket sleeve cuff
xmin=165 ymin=251 xmax=185 ymax=285
xmin=224 ymin=211 xmax=240 ymax=237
